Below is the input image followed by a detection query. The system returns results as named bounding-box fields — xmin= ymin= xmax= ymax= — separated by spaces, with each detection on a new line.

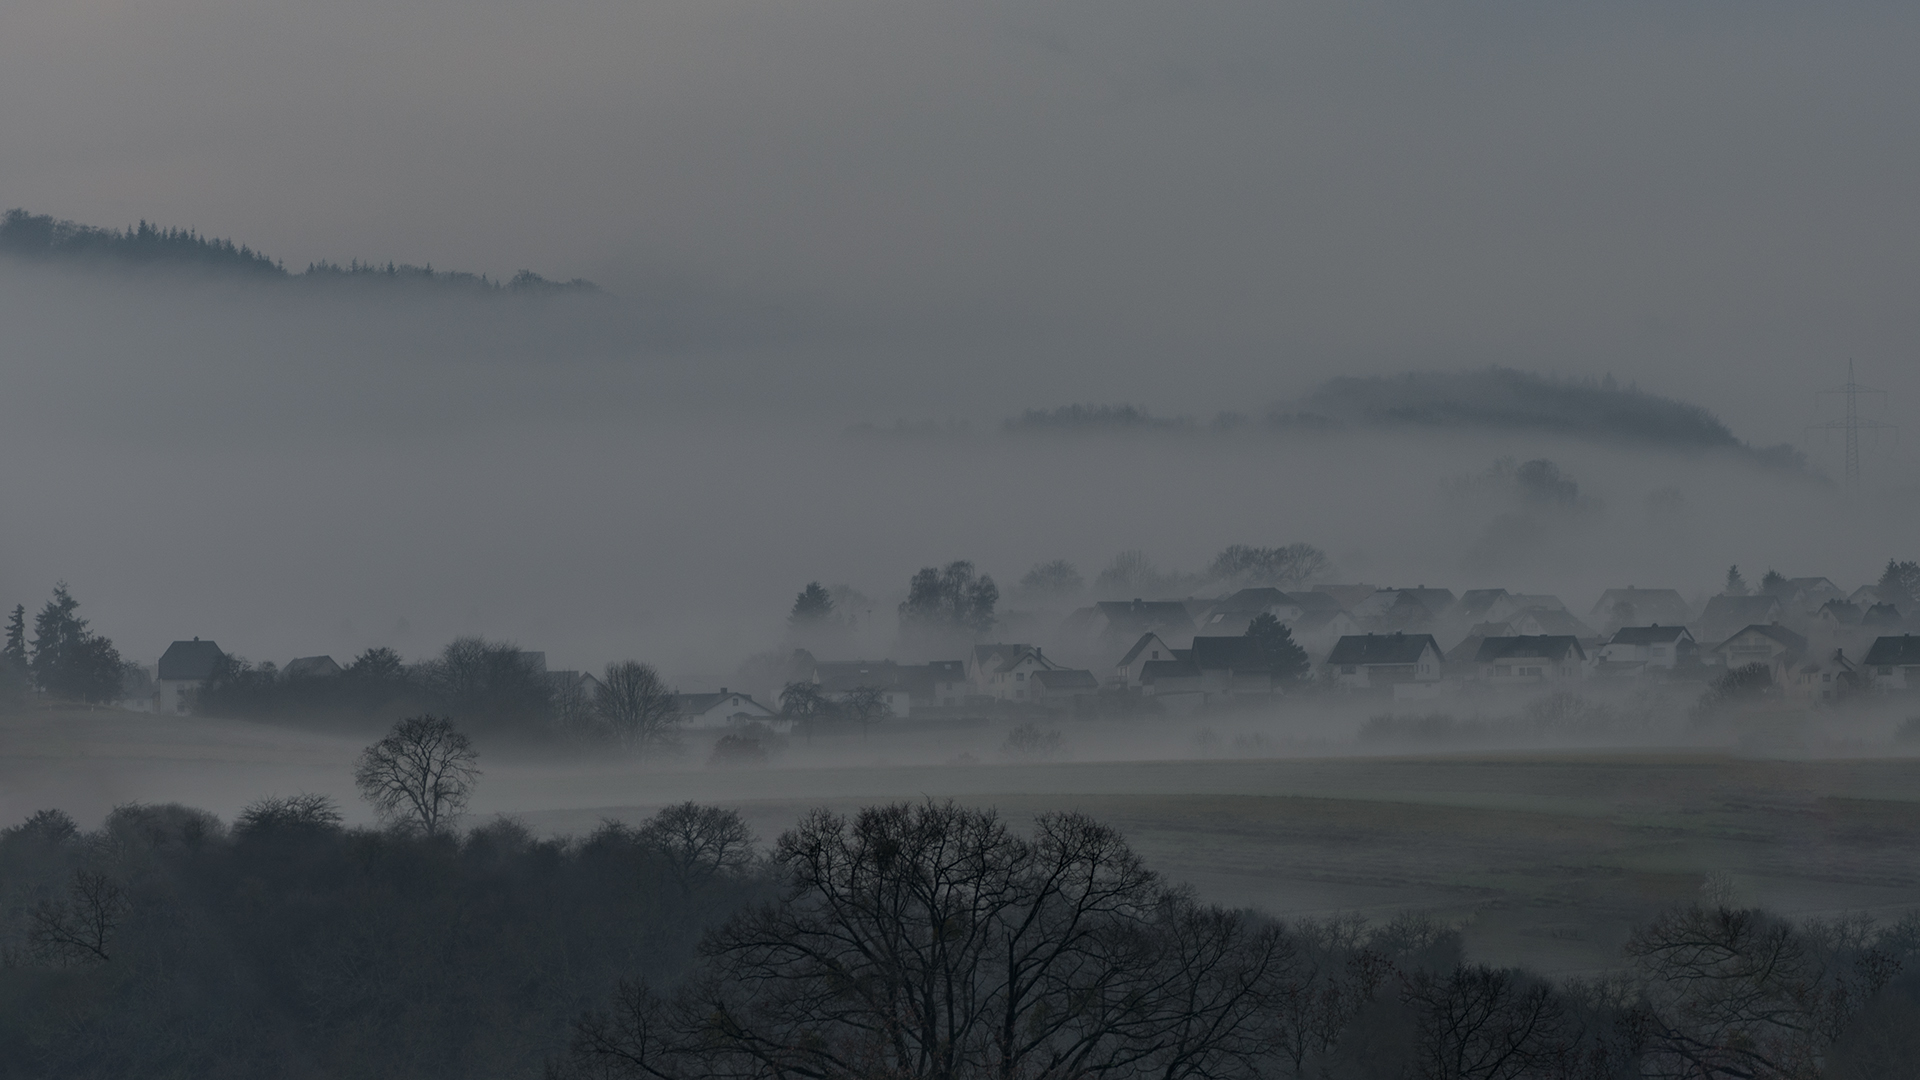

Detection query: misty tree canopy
xmin=898 ymin=561 xmax=998 ymax=637
xmin=25 ymin=584 xmax=122 ymax=704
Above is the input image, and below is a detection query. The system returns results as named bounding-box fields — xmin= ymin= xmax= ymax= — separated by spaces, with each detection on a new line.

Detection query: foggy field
xmin=12 ymin=704 xmax=1920 ymax=977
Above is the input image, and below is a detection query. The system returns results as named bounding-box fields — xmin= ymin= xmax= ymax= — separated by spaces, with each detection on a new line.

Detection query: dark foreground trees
xmin=566 ymin=802 xmax=1290 ymax=1080
xmin=0 ymin=802 xmax=768 ymax=1080
xmin=5 ymin=797 xmax=1920 ymax=1080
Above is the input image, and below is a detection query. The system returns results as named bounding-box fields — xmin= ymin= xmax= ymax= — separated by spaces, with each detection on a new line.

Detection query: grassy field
xmin=7 ymin=705 xmax=1920 ymax=975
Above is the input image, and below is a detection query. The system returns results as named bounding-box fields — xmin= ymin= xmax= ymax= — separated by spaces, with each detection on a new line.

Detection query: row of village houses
xmin=122 ymin=579 xmax=1920 ymax=727
xmin=788 ymin=580 xmax=1920 ymax=717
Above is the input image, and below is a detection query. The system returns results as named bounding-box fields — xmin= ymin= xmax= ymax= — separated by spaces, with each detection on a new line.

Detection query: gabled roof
xmin=1117 ymin=633 xmax=1173 ymax=668
xmin=283 ymin=655 xmax=341 ymax=679
xmin=1287 ymin=591 xmax=1348 ymax=615
xmin=1212 ymin=588 xmax=1295 ymax=614
xmin=1454 ymin=589 xmax=1511 ymax=621
xmin=1700 ymin=595 xmax=1784 ymax=628
xmin=1786 ymin=577 xmax=1841 ymax=598
xmin=1366 ymin=587 xmax=1455 ymax=618
xmin=1475 ymin=635 xmax=1586 ymax=663
xmin=1292 ymin=608 xmax=1353 ymax=633
xmin=1139 ymin=658 xmax=1202 ymax=683
xmin=1373 ymin=591 xmax=1442 ymax=631
xmin=815 ymin=660 xmax=904 ymax=692
xmin=673 ymin=690 xmax=773 ymax=716
xmin=1713 ymin=623 xmax=1808 ymax=654
xmin=1863 ymin=635 xmax=1920 ymax=667
xmin=1588 ymin=588 xmax=1691 ymax=624
xmin=1312 ymin=584 xmax=1378 ymax=609
xmin=1031 ymin=668 xmax=1099 ymax=691
xmin=1092 ymin=600 xmax=1195 ymax=636
xmin=1445 ymin=623 xmax=1512 ymax=664
xmin=158 ymin=639 xmax=226 ymax=681
xmin=969 ymin=643 xmax=1058 ymax=674
xmin=1606 ymin=624 xmax=1692 ymax=646
xmin=1816 ymin=600 xmax=1863 ymax=625
xmin=1327 ymin=633 xmax=1439 ymax=666
xmin=1189 ymin=636 xmax=1270 ymax=672
xmin=1862 ymin=603 xmax=1903 ymax=627
xmin=1508 ymin=607 xmax=1593 ymax=638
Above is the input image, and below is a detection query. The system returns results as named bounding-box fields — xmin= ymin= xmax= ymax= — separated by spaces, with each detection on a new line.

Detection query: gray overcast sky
xmin=2 ymin=1 xmax=1917 ymax=674
xmin=4 ymin=0 xmax=1918 ymax=435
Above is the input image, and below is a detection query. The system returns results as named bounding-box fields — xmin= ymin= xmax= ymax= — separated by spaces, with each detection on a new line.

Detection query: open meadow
xmin=6 ymin=704 xmax=1920 ymax=977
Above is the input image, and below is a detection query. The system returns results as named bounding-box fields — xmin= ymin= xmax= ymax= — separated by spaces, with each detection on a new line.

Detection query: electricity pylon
xmin=1809 ymin=360 xmax=1895 ymax=490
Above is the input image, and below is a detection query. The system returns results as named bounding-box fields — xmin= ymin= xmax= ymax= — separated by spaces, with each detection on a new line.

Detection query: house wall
xmin=1481 ymin=658 xmax=1586 ymax=684
xmin=1117 ymin=636 xmax=1177 ymax=687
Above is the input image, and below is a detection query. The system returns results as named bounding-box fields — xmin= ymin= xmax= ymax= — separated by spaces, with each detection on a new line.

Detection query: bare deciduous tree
xmin=353 ymin=714 xmax=480 ymax=834
xmin=570 ymin=802 xmax=1288 ymax=1080
xmin=1402 ymin=965 xmax=1567 ymax=1080
xmin=840 ymin=684 xmax=891 ymax=734
xmin=29 ymin=870 xmax=129 ymax=965
xmin=635 ymin=802 xmax=758 ymax=897
xmin=597 ymin=661 xmax=681 ymax=749
xmin=1626 ymin=903 xmax=1896 ymax=1080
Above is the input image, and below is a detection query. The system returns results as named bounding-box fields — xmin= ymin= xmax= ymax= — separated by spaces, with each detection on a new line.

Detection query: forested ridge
xmin=0 ymin=209 xmax=596 ymax=294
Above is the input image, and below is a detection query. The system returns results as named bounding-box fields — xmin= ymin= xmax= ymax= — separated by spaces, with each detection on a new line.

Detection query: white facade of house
xmin=1595 ymin=626 xmax=1694 ymax=670
xmin=967 ymin=645 xmax=1062 ymax=702
xmin=677 ymin=690 xmax=780 ymax=730
xmin=1115 ymin=633 xmax=1181 ymax=688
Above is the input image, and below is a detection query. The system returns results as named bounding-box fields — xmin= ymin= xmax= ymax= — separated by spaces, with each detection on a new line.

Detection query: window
xmin=1880 ymin=666 xmax=1894 ymax=676
xmin=1494 ymin=665 xmax=1511 ymax=676
xmin=1340 ymin=665 xmax=1357 ymax=675
xmin=1151 ymin=651 xmax=1160 ymax=659
xmin=1650 ymin=646 xmax=1666 ymax=657
xmin=1519 ymin=666 xmax=1542 ymax=677
xmin=1015 ymin=672 xmax=1026 ymax=681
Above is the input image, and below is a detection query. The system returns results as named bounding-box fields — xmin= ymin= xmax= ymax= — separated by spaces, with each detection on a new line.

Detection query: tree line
xmin=197 ymin=637 xmax=683 ymax=747
xmin=6 ymin=786 xmax=1915 ymax=1079
xmin=0 ymin=585 xmax=124 ymax=707
xmin=0 ymin=208 xmax=597 ymax=294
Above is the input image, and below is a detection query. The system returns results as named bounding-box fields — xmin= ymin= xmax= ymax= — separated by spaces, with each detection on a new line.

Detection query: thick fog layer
xmin=3 ymin=0 xmax=1919 ymax=682
xmin=0 ymin=257 xmax=1913 ymax=684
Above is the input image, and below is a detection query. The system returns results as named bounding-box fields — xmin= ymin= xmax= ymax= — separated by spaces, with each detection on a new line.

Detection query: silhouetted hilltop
xmin=1284 ymin=368 xmax=1802 ymax=467
xmin=0 ymin=208 xmax=597 ymax=294
xmin=1003 ymin=404 xmax=1193 ymax=433
xmin=999 ymin=369 xmax=1804 ymax=468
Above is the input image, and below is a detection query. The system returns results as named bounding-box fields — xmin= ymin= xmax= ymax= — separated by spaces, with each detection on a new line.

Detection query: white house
xmin=967 ymin=644 xmax=1062 ymax=702
xmin=673 ymin=688 xmax=779 ymax=730
xmin=1786 ymin=649 xmax=1857 ymax=703
xmin=1596 ymin=625 xmax=1695 ymax=672
xmin=1711 ymin=624 xmax=1807 ymax=681
xmin=1863 ymin=635 xmax=1920 ymax=691
xmin=1115 ymin=633 xmax=1182 ymax=688
xmin=156 ymin=638 xmax=226 ymax=714
xmin=1472 ymin=636 xmax=1588 ymax=684
xmin=1324 ymin=633 xmax=1443 ymax=689
xmin=1194 ymin=588 xmax=1305 ymax=636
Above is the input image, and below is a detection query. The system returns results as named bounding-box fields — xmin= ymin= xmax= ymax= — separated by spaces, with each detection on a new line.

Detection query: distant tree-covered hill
xmin=1281 ymin=368 xmax=1803 ymax=467
xmin=999 ymin=369 xmax=1804 ymax=468
xmin=0 ymin=208 xmax=597 ymax=294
